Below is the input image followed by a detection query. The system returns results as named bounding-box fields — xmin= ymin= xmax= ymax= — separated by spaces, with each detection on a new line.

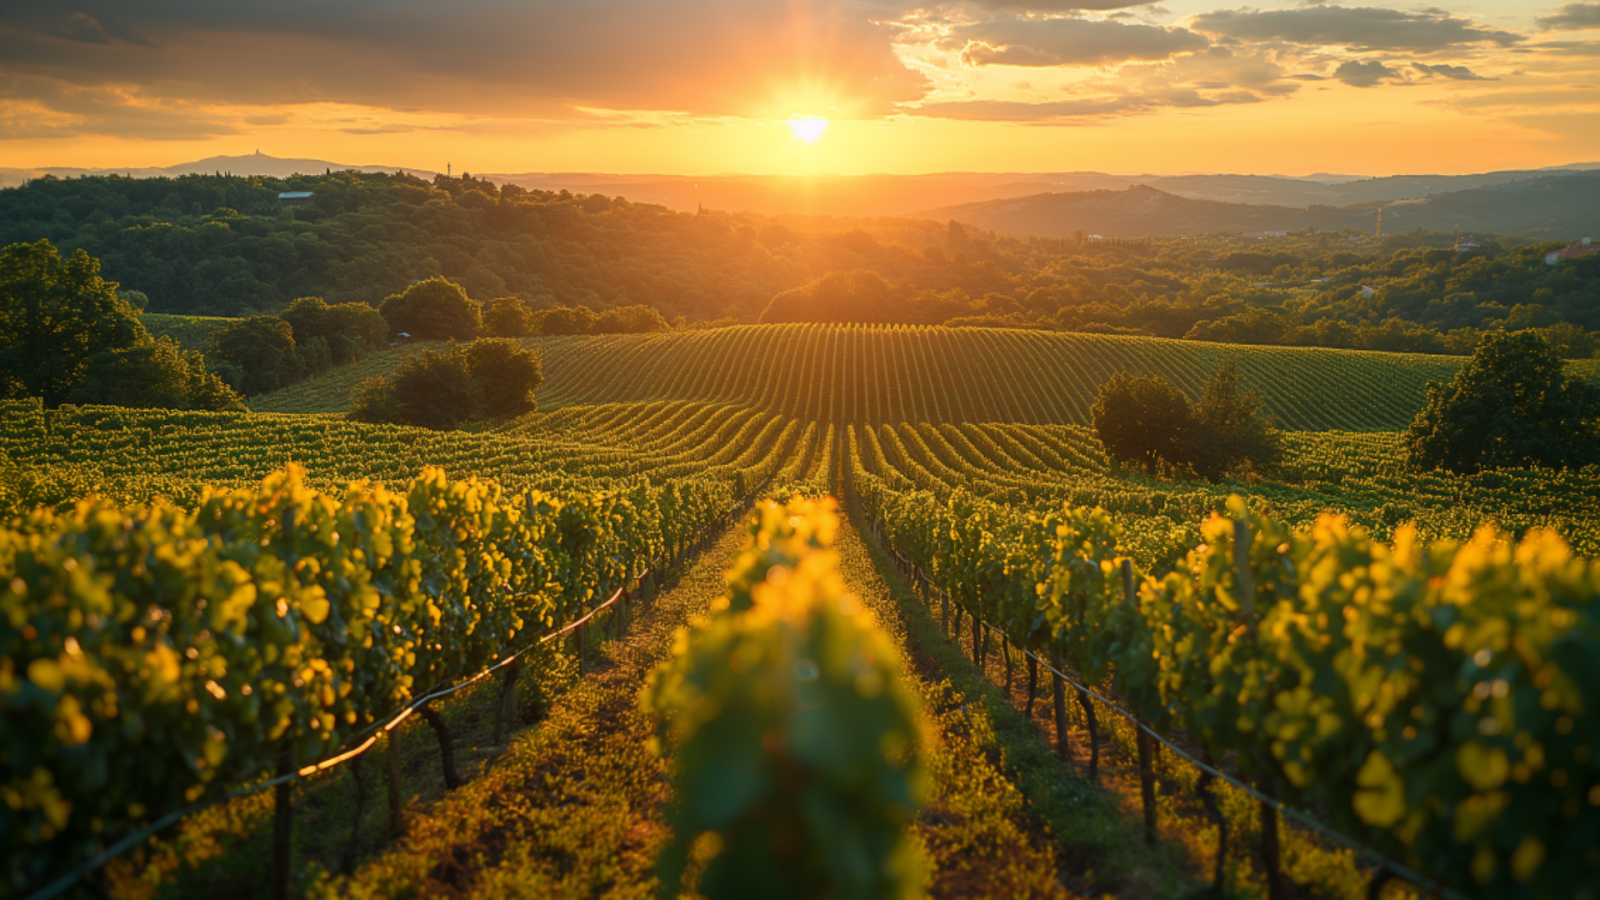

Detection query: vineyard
xmin=849 ymin=439 xmax=1600 ymax=898
xmin=247 ymin=324 xmax=1600 ymax=431
xmin=5 ymin=321 xmax=1600 ymax=899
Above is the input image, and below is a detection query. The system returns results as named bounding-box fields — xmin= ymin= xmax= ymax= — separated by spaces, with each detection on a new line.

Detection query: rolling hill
xmin=920 ymin=174 xmax=1600 ymax=239
xmin=245 ymin=324 xmax=1600 ymax=432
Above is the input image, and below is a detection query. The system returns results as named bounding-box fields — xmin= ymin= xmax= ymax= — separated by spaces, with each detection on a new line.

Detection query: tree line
xmin=5 ymin=171 xmax=1596 ymax=357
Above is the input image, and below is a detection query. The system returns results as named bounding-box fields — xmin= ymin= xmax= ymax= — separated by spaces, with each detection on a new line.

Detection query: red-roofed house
xmin=1547 ymin=235 xmax=1596 ymax=265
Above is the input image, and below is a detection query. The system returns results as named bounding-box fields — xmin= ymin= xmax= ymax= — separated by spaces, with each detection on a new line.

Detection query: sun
xmin=787 ymin=117 xmax=829 ymax=144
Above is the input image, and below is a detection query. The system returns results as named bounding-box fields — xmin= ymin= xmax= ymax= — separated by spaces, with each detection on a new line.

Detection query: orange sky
xmin=2 ymin=1 xmax=1598 ymax=176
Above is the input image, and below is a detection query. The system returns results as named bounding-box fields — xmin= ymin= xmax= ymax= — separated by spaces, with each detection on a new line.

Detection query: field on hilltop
xmin=247 ymin=323 xmax=1566 ymax=431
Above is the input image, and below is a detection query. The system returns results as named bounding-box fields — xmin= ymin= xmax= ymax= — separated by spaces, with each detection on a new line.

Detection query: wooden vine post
xmin=1126 ymin=559 xmax=1158 ymax=847
xmin=1235 ymin=518 xmax=1286 ymax=900
xmin=1051 ymin=651 xmax=1070 ymax=761
xmin=576 ymin=594 xmax=588 ymax=675
xmin=384 ymin=728 xmax=405 ymax=839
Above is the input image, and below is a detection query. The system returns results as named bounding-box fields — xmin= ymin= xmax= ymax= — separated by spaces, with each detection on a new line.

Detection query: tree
xmin=594 ymin=304 xmax=670 ymax=333
xmin=0 ymin=240 xmax=240 ymax=411
xmin=71 ymin=337 xmax=243 ymax=411
xmin=532 ymin=305 xmax=598 ymax=335
xmin=1091 ymin=373 xmax=1199 ymax=474
xmin=379 ymin=277 xmax=481 ymax=340
xmin=1185 ymin=360 xmax=1283 ymax=481
xmin=280 ymin=296 xmax=387 ymax=364
xmin=209 ymin=316 xmax=302 ymax=396
xmin=482 ymin=296 xmax=534 ymax=337
xmin=466 ymin=338 xmax=543 ymax=419
xmin=759 ymin=270 xmax=903 ymax=324
xmin=1406 ymin=330 xmax=1600 ymax=473
xmin=0 ymin=240 xmax=144 ymax=405
xmin=392 ymin=345 xmax=482 ymax=431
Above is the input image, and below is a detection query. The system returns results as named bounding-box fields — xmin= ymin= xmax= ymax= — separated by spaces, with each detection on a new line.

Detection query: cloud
xmin=1538 ymin=3 xmax=1600 ymax=31
xmin=1532 ymin=39 xmax=1600 ymax=56
xmin=956 ymin=0 xmax=1167 ymax=9
xmin=1190 ymin=6 xmax=1522 ymax=52
xmin=1412 ymin=63 xmax=1493 ymax=81
xmin=0 ymin=76 xmax=236 ymax=139
xmin=1333 ymin=60 xmax=1400 ymax=86
xmin=909 ymin=45 xmax=1294 ymax=121
xmin=908 ymin=97 xmax=1137 ymax=119
xmin=0 ymin=0 xmax=929 ymax=123
xmin=950 ymin=16 xmax=1208 ymax=67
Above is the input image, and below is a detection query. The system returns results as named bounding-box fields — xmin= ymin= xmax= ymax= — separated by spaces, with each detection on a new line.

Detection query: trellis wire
xmin=26 ymin=478 xmax=772 ymax=900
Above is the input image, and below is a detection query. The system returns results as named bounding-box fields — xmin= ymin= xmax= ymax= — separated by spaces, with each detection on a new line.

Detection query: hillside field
xmin=6 ymin=322 xmax=1599 ymax=900
xmin=249 ymin=324 xmax=1600 ymax=430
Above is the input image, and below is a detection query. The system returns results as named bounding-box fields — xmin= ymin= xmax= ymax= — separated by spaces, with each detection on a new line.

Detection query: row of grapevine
xmin=2 ymin=407 xmax=794 ymax=892
xmin=494 ymin=324 xmax=1523 ymax=431
xmin=0 ymin=468 xmax=638 ymax=885
xmin=847 ymin=419 xmax=1600 ymax=558
xmin=847 ymin=436 xmax=1600 ymax=897
xmin=0 ymin=398 xmax=802 ymax=517
xmin=642 ymin=496 xmax=926 ymax=899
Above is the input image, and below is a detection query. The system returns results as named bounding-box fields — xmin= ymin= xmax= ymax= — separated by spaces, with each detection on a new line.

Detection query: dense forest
xmin=3 ymin=170 xmax=1596 ymax=356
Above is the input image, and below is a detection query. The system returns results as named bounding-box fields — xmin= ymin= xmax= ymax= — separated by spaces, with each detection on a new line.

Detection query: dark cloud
xmin=1532 ymin=38 xmax=1600 ymax=55
xmin=1191 ymin=6 xmax=1522 ymax=52
xmin=950 ymin=16 xmax=1208 ymax=67
xmin=953 ymin=0 xmax=1165 ymax=10
xmin=1538 ymin=3 xmax=1600 ymax=31
xmin=908 ymin=82 xmax=1270 ymax=121
xmin=1412 ymin=62 xmax=1493 ymax=81
xmin=1333 ymin=60 xmax=1400 ymax=86
xmin=911 ymin=45 xmax=1293 ymax=122
xmin=909 ymin=97 xmax=1134 ymax=120
xmin=0 ymin=0 xmax=929 ymax=121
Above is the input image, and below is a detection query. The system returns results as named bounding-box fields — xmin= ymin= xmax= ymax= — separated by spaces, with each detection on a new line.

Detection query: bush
xmin=349 ymin=377 xmax=401 ymax=425
xmin=1092 ymin=362 xmax=1281 ymax=481
xmin=386 ymin=345 xmax=480 ymax=431
xmin=466 ymin=338 xmax=542 ymax=419
xmin=1406 ymin=330 xmax=1600 ymax=473
xmin=350 ymin=338 xmax=543 ymax=430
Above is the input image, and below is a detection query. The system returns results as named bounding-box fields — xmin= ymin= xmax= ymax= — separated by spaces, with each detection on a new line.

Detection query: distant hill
xmin=920 ymin=174 xmax=1600 ymax=239
xmin=0 ymin=152 xmax=435 ymax=186
xmin=7 ymin=151 xmax=1598 ymax=219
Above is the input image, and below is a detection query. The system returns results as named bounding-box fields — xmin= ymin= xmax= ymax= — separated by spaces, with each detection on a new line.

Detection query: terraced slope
xmin=252 ymin=324 xmax=1600 ymax=430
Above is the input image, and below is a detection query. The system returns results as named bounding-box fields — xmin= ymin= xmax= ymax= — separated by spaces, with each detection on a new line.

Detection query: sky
xmin=1 ymin=0 xmax=1598 ymax=176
